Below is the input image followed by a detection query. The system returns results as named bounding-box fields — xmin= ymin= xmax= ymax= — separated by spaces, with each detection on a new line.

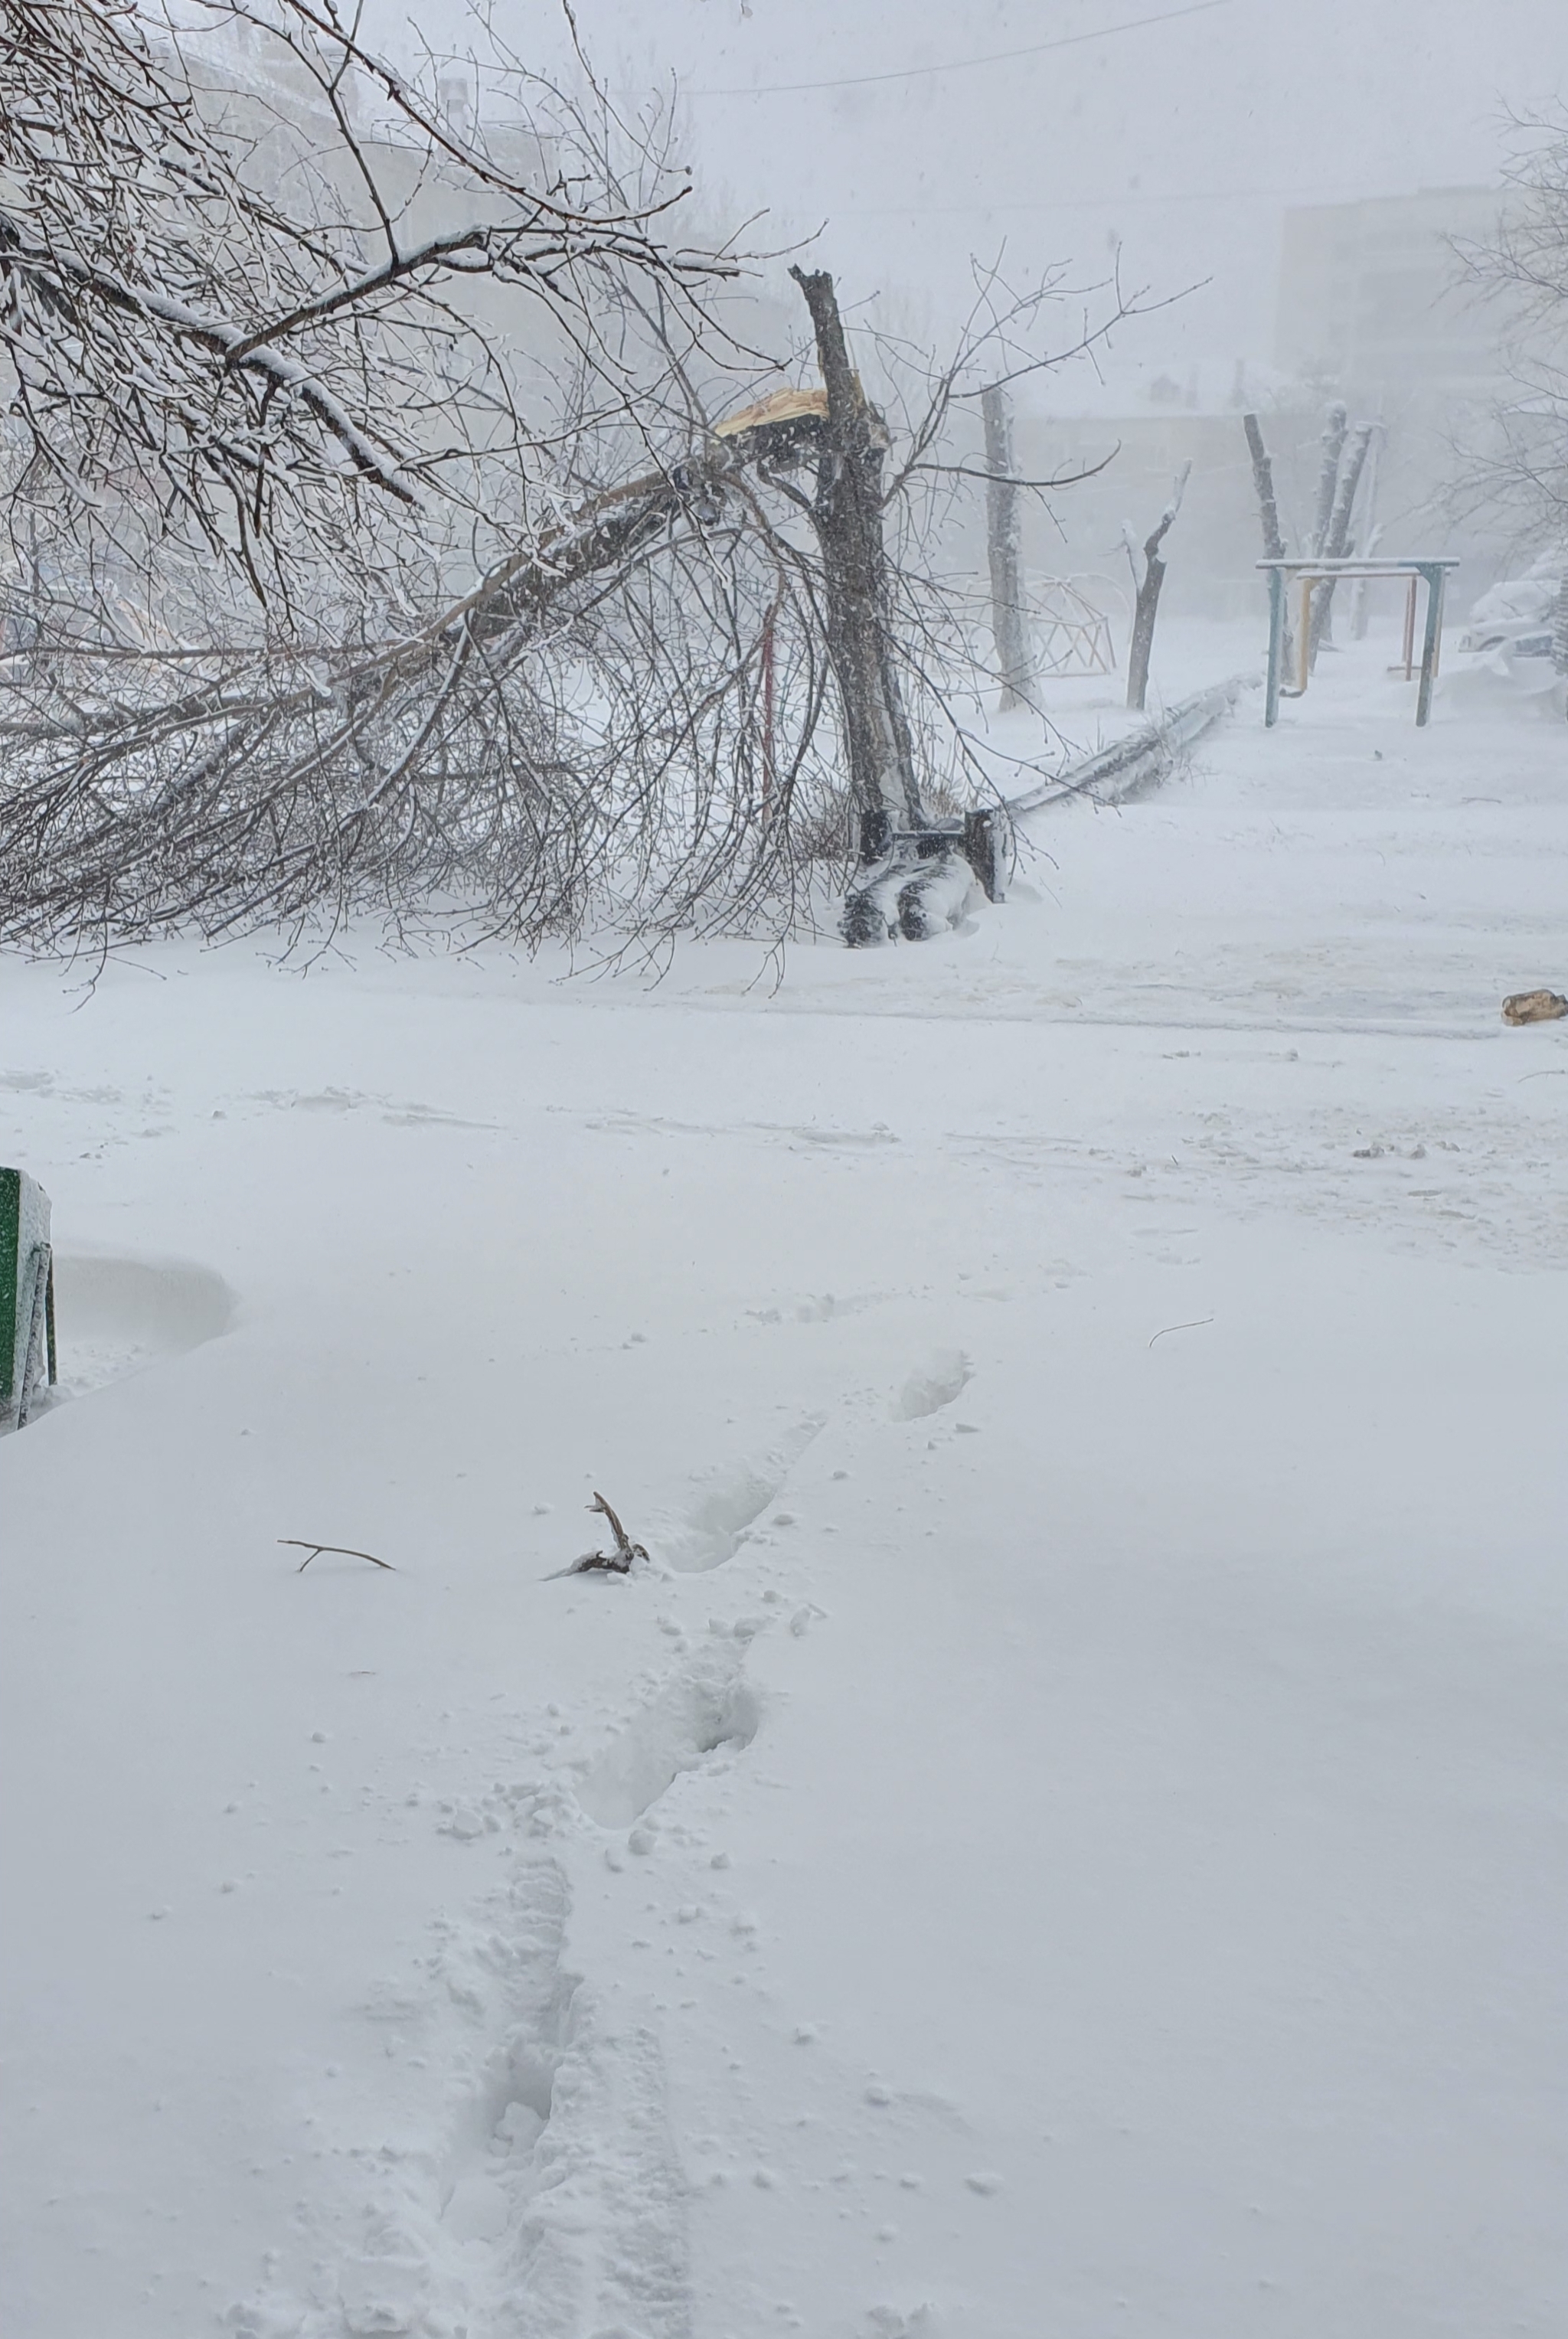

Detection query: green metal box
xmin=1 ymin=1167 xmax=56 ymax=1429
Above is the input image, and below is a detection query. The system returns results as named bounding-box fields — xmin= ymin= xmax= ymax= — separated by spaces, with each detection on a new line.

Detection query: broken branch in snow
xmin=281 ymin=1538 xmax=396 ymax=1572
xmin=551 ymin=1491 xmax=650 ymax=1578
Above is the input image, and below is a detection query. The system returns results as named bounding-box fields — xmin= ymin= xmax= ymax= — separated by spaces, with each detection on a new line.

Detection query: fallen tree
xmin=0 ymin=392 xmax=842 ymax=950
xmin=0 ymin=11 xmax=1144 ymax=956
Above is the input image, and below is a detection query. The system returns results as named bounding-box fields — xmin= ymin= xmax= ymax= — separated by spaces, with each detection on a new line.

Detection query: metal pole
xmin=1 ymin=1166 xmax=52 ymax=1427
xmin=1415 ymin=564 xmax=1446 ymax=727
xmin=1265 ymin=566 xmax=1285 ymax=726
xmin=1400 ymin=575 xmax=1417 ymax=681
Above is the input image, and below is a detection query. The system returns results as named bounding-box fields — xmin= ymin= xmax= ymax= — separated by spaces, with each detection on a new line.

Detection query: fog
xmin=394 ymin=0 xmax=1564 ymax=363
xmin=6 ymin=11 xmax=1568 ymax=2337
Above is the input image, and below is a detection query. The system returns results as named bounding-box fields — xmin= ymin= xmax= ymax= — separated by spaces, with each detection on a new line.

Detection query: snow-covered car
xmin=1451 ymin=558 xmax=1564 ymax=694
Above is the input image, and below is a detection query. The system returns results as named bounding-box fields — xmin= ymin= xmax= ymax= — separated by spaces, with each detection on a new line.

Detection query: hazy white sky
xmin=389 ymin=0 xmax=1566 ymax=374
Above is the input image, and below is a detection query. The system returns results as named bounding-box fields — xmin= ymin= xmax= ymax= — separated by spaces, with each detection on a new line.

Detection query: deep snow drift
xmin=2 ymin=637 xmax=1566 ymax=2339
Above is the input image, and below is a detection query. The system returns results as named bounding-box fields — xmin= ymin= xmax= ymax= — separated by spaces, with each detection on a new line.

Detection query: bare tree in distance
xmin=1243 ymin=403 xmax=1378 ymax=673
xmin=981 ymin=383 xmax=1034 ymax=711
xmin=1122 ymin=462 xmax=1191 ymax=713
xmin=1307 ymin=420 xmax=1374 ymax=664
xmin=1309 ymin=401 xmax=1350 ymax=557
xmin=1452 ymin=113 xmax=1568 ymax=567
xmin=1243 ymin=410 xmax=1293 ymax=674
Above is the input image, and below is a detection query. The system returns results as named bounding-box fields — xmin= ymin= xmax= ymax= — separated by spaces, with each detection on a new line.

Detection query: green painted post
xmin=1 ymin=1167 xmax=55 ymax=1429
xmin=1415 ymin=564 xmax=1446 ymax=727
xmin=1264 ymin=565 xmax=1285 ymax=727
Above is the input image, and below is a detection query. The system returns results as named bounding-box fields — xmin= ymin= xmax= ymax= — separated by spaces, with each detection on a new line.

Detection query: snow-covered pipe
xmin=1008 ymin=675 xmax=1250 ymax=815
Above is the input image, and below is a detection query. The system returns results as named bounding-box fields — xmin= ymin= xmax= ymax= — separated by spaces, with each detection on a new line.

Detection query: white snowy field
xmin=2 ymin=639 xmax=1566 ymax=2339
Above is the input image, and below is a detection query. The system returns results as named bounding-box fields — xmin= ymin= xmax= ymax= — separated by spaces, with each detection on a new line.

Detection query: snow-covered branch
xmin=0 ymin=0 xmax=734 ymax=619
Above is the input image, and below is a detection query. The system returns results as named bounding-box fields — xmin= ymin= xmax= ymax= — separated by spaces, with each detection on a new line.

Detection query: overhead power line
xmin=681 ymin=0 xmax=1233 ymax=100
xmin=839 ymin=181 xmax=1354 ymax=218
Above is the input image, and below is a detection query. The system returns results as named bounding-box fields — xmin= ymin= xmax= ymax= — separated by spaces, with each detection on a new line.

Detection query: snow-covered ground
xmin=3 ymin=635 xmax=1566 ymax=2339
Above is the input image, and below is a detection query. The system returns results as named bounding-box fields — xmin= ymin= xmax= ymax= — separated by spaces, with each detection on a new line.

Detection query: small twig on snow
xmin=1147 ymin=1316 xmax=1214 ymax=1349
xmin=281 ymin=1537 xmax=396 ymax=1572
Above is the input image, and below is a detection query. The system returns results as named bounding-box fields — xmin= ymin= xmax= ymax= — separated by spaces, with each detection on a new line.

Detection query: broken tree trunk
xmin=789 ymin=264 xmax=925 ymax=842
xmin=1125 ymin=462 xmax=1191 ymax=713
xmin=1243 ymin=410 xmax=1292 ymax=675
xmin=982 ymin=382 xmax=1033 ymax=710
xmin=1308 ymin=420 xmax=1374 ymax=666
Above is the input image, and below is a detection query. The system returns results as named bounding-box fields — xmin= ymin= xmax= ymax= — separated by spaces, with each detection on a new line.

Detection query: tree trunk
xmin=1350 ymin=423 xmax=1383 ymax=638
xmin=1311 ymin=400 xmax=1349 ymax=555
xmin=1125 ymin=462 xmax=1190 ymax=713
xmin=1308 ymin=420 xmax=1373 ymax=665
xmin=1125 ymin=563 xmax=1165 ymax=714
xmin=1242 ymin=410 xmax=1292 ymax=674
xmin=982 ymin=382 xmax=1032 ymax=710
xmin=789 ymin=264 xmax=924 ymax=838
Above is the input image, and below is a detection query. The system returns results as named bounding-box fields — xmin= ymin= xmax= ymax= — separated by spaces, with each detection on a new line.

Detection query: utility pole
xmin=981 ymin=382 xmax=1034 ymax=710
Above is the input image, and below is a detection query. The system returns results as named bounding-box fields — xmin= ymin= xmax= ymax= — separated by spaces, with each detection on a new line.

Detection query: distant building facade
xmin=996 ymin=187 xmax=1522 ymax=636
xmin=1273 ymin=186 xmax=1509 ymax=409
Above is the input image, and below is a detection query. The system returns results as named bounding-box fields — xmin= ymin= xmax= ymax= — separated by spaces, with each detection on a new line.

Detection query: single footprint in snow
xmin=575 ymin=1648 xmax=760 ymax=1828
xmin=443 ymin=2171 xmax=513 ymax=2243
xmin=891 ymin=1351 xmax=971 ymax=1422
xmin=658 ymin=1416 xmax=823 ymax=1572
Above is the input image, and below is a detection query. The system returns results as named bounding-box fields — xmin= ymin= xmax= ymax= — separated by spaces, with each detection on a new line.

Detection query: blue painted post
xmin=1415 ymin=564 xmax=1446 ymax=727
xmin=1264 ymin=566 xmax=1285 ymax=727
xmin=1 ymin=1168 xmax=55 ymax=1429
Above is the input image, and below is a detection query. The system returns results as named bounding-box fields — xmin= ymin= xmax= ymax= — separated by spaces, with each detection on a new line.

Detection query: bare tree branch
xmin=0 ymin=32 xmax=1146 ymax=962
